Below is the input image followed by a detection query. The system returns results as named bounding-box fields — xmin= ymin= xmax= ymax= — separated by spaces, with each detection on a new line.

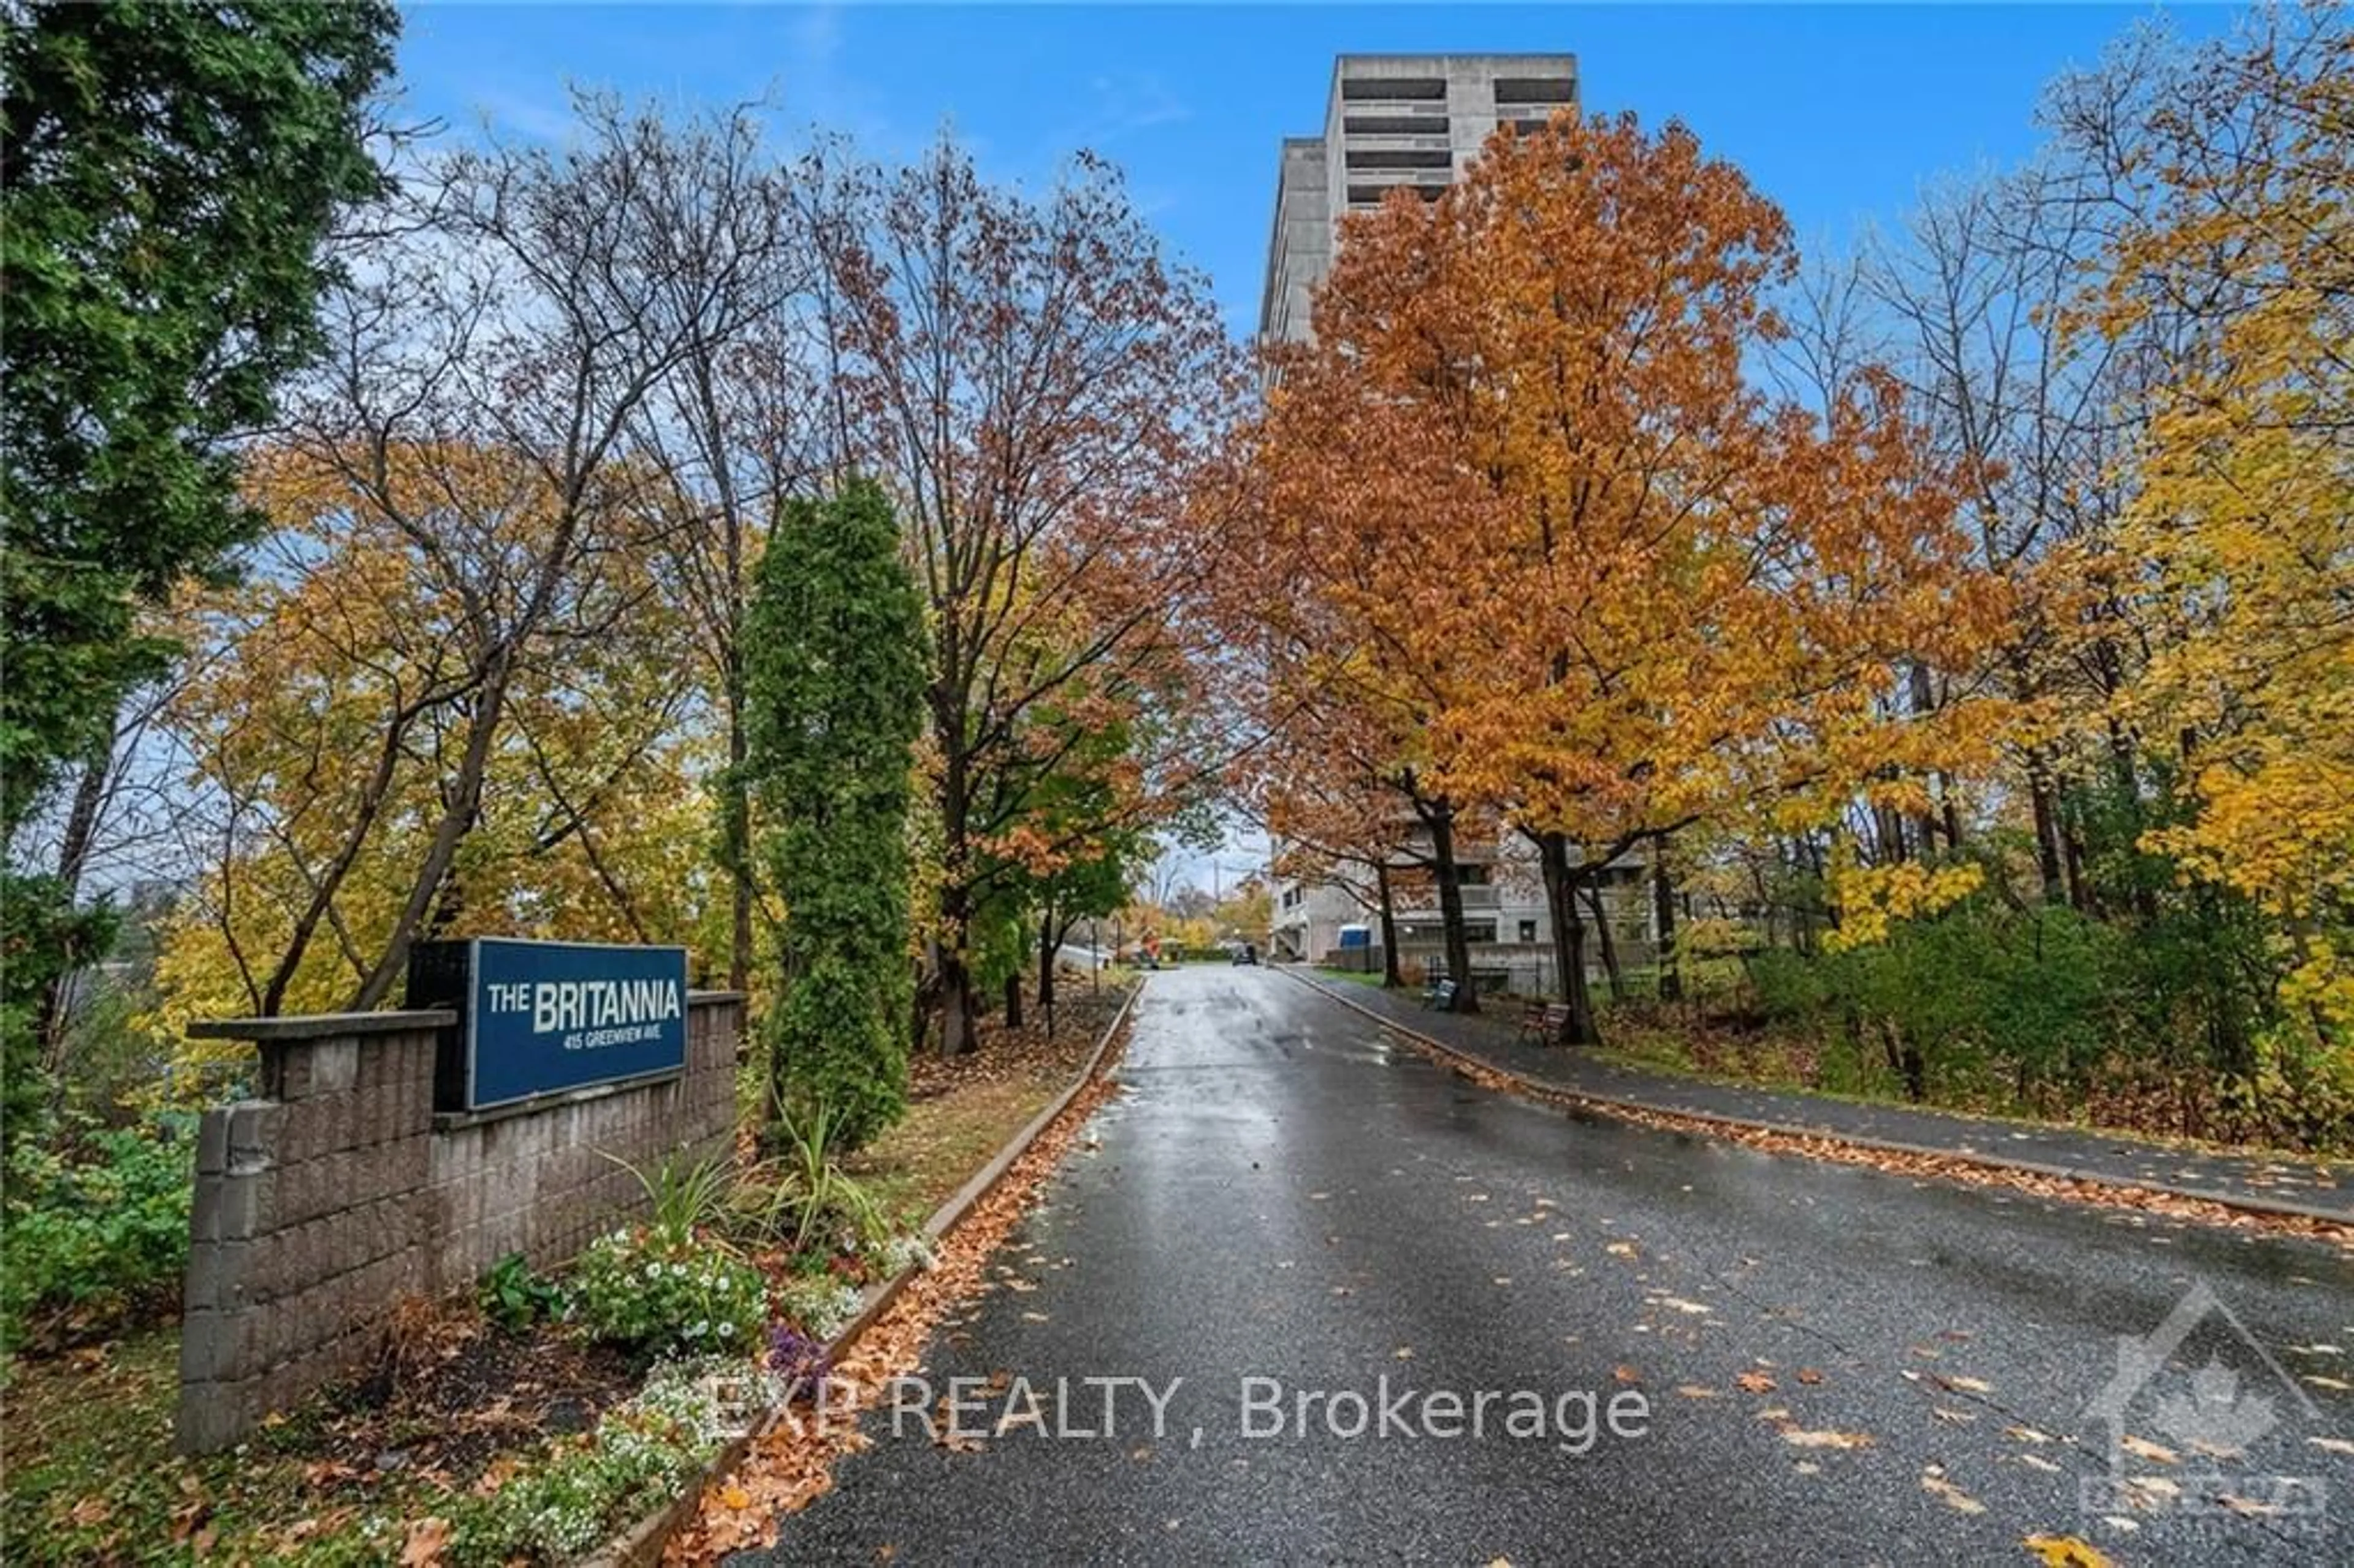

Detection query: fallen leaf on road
xmin=2022 ymin=1533 xmax=2114 ymax=1567
xmin=1735 ymin=1371 xmax=1777 ymax=1394
xmin=2004 ymin=1425 xmax=2053 ymax=1444
xmin=1780 ymin=1427 xmax=1875 ymax=1450
xmin=1922 ymin=1466 xmax=1986 ymax=1513
xmin=1797 ymin=1368 xmax=1824 ymax=1385
xmin=2303 ymin=1374 xmax=2352 ymax=1391
xmin=1793 ymin=1460 xmax=1821 ymax=1474
xmin=2217 ymin=1493 xmax=2284 ymax=1517
xmin=2120 ymin=1434 xmax=2178 ymax=1465
xmin=1939 ymin=1374 xmax=1993 ymax=1395
xmin=2016 ymin=1453 xmax=2063 ymax=1474
xmin=1394 ymin=1347 xmax=1414 ymax=1360
xmin=2309 ymin=1436 xmax=2354 ymax=1456
xmin=1658 ymin=1296 xmax=1711 ymax=1315
xmin=1022 ymin=1311 xmax=1050 ymax=1322
xmin=1932 ymin=1407 xmax=1978 ymax=1425
xmin=1613 ymin=1365 xmax=1642 ymax=1386
xmin=1606 ymin=1241 xmax=1638 ymax=1258
xmin=1674 ymin=1385 xmax=1720 ymax=1399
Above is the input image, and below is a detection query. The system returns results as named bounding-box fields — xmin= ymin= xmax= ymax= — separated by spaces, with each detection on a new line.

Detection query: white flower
xmin=686 ymin=1320 xmax=706 ymax=1338
xmin=717 ymin=1320 xmax=736 ymax=1338
xmin=644 ymin=1263 xmax=661 ymax=1281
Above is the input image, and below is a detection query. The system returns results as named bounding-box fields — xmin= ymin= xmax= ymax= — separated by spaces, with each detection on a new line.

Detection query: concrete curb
xmin=581 ymin=981 xmax=1144 ymax=1567
xmin=1279 ymin=968 xmax=2351 ymax=1231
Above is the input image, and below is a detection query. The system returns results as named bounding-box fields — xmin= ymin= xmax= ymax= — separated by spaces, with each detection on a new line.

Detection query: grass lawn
xmin=848 ymin=980 xmax=1133 ymax=1221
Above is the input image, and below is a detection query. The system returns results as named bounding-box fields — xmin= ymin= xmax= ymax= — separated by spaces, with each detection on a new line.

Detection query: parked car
xmin=1230 ymin=943 xmax=1258 ymax=965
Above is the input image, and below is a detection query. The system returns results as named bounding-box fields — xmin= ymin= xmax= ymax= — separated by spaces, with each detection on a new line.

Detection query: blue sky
xmin=395 ymin=3 xmax=2237 ymax=338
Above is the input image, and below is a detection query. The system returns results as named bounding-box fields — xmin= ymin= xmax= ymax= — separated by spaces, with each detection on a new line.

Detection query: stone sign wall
xmin=175 ymin=992 xmax=742 ymax=1453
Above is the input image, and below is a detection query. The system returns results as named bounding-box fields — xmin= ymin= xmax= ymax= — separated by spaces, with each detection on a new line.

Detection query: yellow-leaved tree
xmin=147 ymin=441 xmax=724 ymax=1090
xmin=2096 ymin=14 xmax=2353 ymax=1045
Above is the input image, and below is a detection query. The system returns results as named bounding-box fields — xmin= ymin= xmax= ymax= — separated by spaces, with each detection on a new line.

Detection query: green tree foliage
xmin=743 ymin=481 xmax=928 ymax=1148
xmin=0 ymin=0 xmax=397 ymax=1150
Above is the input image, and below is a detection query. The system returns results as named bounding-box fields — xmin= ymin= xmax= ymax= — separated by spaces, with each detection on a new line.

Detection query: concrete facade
xmin=1259 ymin=53 xmax=1607 ymax=985
xmin=1259 ymin=51 xmax=1580 ymax=344
xmin=175 ymin=994 xmax=742 ymax=1453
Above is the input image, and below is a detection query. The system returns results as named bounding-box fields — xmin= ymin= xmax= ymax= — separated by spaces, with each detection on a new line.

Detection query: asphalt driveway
xmin=742 ymin=967 xmax=2354 ymax=1565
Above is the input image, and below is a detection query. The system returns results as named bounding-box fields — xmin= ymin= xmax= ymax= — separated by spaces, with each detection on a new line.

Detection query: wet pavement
xmin=743 ymin=968 xmax=2354 ymax=1564
xmin=1292 ymin=969 xmax=2350 ymax=1224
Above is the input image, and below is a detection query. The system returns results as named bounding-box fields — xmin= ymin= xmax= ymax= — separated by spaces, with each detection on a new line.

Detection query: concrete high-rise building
xmin=1259 ymin=53 xmax=1579 ymax=346
xmin=1257 ymin=52 xmax=1656 ymax=990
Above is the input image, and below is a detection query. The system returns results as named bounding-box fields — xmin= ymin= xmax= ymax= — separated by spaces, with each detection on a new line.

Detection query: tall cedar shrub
xmin=0 ymin=0 xmax=397 ymax=1151
xmin=742 ymin=480 xmax=926 ymax=1149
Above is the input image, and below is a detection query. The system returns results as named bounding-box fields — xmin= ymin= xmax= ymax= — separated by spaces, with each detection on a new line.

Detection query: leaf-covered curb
xmin=574 ymin=978 xmax=1143 ymax=1567
xmin=1283 ymin=969 xmax=2354 ymax=1246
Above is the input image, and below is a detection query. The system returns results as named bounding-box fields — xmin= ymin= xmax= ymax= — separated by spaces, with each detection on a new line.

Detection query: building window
xmin=1451 ymin=863 xmax=1491 ymax=886
xmin=1493 ymin=77 xmax=1577 ymax=105
xmin=1518 ymin=919 xmax=1537 ymax=943
xmin=1462 ymin=919 xmax=1498 ymax=944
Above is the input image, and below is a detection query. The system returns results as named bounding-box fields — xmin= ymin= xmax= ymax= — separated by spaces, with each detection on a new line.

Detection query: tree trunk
xmin=2027 ymin=752 xmax=2066 ymax=905
xmin=1536 ymin=832 xmax=1599 ymax=1042
xmin=1906 ymin=664 xmax=1943 ymax=855
xmin=1423 ymin=799 xmax=1477 ymax=1013
xmin=1375 ymin=862 xmax=1403 ymax=988
xmin=1651 ymin=843 xmax=1682 ymax=1004
xmin=351 ymin=653 xmax=518 ymax=1010
xmin=723 ymin=679 xmax=755 ymax=994
xmin=1037 ymin=913 xmax=1057 ymax=1035
xmin=934 ymin=681 xmax=980 ymax=1055
xmin=34 ymin=722 xmax=120 ymax=1079
xmin=1003 ymin=972 xmax=1023 ymax=1030
xmin=1582 ymin=881 xmax=1625 ymax=1004
xmin=1561 ymin=892 xmax=1599 ymax=1046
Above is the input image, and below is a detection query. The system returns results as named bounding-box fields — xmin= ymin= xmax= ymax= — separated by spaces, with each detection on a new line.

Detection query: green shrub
xmin=569 ymin=1227 xmax=765 ymax=1359
xmin=450 ymin=1359 xmax=740 ymax=1564
xmin=726 ymin=1100 xmax=888 ymax=1255
xmin=1746 ymin=946 xmax=1830 ymax=1023
xmin=478 ymin=1253 xmax=564 ymax=1332
xmin=1 ymin=1116 xmax=193 ymax=1348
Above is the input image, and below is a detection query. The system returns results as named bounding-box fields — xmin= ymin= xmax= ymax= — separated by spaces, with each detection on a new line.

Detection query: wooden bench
xmin=1518 ymin=1000 xmax=1572 ymax=1046
xmin=1420 ymin=977 xmax=1458 ymax=1012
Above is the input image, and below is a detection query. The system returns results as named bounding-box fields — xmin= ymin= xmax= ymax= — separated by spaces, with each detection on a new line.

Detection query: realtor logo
xmin=2080 ymin=1280 xmax=2328 ymax=1532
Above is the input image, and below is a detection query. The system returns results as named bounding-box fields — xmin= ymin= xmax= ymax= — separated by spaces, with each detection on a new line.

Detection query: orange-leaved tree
xmin=1259 ymin=111 xmax=2006 ymax=1042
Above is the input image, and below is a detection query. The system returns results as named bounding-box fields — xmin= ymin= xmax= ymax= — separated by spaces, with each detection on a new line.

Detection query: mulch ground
xmin=662 ymin=1014 xmax=1135 ymax=1562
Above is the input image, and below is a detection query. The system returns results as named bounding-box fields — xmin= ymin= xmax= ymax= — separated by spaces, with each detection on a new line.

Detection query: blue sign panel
xmin=408 ymin=938 xmax=689 ymax=1111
